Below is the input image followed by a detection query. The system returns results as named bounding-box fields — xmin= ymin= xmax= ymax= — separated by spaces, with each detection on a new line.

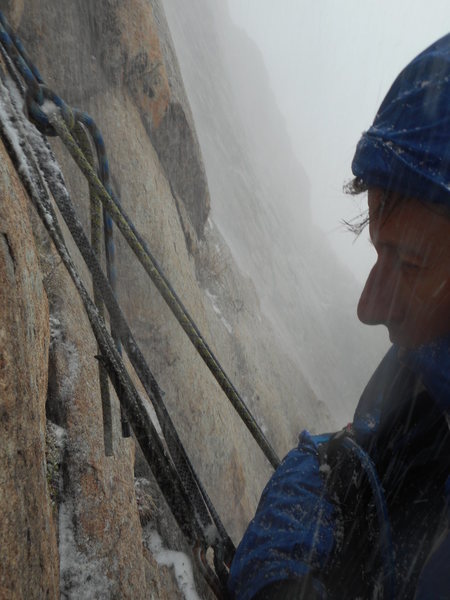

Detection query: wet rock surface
xmin=0 ymin=0 xmax=369 ymax=597
xmin=0 ymin=140 xmax=58 ymax=599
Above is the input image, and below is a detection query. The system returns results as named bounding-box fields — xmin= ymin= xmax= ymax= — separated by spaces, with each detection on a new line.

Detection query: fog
xmin=162 ymin=0 xmax=391 ymax=422
xmin=228 ymin=0 xmax=450 ymax=282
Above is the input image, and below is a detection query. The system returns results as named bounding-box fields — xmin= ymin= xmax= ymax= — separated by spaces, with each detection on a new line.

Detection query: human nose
xmin=357 ymin=255 xmax=403 ymax=326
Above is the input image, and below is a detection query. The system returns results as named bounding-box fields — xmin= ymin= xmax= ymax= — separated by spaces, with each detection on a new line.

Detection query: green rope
xmin=0 ymin=100 xmax=204 ymax=548
xmin=26 ymin=115 xmax=235 ymax=565
xmin=74 ymin=122 xmax=113 ymax=456
xmin=49 ymin=110 xmax=281 ymax=471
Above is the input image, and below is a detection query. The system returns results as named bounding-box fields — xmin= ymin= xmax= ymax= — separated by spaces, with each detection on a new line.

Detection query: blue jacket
xmin=228 ymin=342 xmax=450 ymax=599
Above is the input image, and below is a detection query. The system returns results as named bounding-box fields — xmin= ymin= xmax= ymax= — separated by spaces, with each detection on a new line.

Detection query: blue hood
xmin=352 ymin=34 xmax=450 ymax=207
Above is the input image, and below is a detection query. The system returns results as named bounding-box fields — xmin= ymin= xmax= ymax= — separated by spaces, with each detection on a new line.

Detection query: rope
xmin=0 ymin=15 xmax=235 ymax=580
xmin=0 ymin=77 xmax=235 ymax=599
xmin=74 ymin=121 xmax=114 ymax=455
xmin=15 ymin=78 xmax=235 ymax=560
xmin=38 ymin=131 xmax=234 ymax=562
xmin=0 ymin=78 xmax=202 ymax=546
xmin=0 ymin=10 xmax=284 ymax=592
xmin=0 ymin=8 xmax=279 ymax=471
xmin=49 ymin=110 xmax=280 ymax=470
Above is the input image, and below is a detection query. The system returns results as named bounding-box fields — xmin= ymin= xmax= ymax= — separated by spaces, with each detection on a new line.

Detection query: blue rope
xmin=0 ymin=10 xmax=116 ymax=281
xmin=75 ymin=111 xmax=127 ymax=436
xmin=0 ymin=10 xmax=125 ymax=432
xmin=0 ymin=16 xmax=42 ymax=100
xmin=0 ymin=12 xmax=44 ymax=84
xmin=75 ymin=111 xmax=119 ymax=321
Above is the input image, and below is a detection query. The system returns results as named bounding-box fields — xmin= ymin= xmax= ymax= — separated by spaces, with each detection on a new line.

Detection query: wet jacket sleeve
xmin=227 ymin=431 xmax=338 ymax=600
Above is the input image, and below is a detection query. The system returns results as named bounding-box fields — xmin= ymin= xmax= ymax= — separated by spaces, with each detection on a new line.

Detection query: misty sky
xmin=227 ymin=0 xmax=450 ymax=282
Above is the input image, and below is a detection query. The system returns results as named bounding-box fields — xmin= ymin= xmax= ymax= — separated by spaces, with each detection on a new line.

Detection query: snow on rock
xmin=59 ymin=500 xmax=112 ymax=600
xmin=145 ymin=530 xmax=201 ymax=600
xmin=205 ymin=288 xmax=233 ymax=334
xmin=0 ymin=110 xmax=58 ymax=597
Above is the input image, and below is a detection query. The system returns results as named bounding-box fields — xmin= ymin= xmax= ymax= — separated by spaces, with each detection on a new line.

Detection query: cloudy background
xmin=227 ymin=0 xmax=450 ymax=281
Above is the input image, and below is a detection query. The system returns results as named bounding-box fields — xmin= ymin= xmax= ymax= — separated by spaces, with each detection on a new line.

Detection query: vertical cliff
xmin=0 ymin=1 xmax=343 ymax=597
xmin=0 ymin=138 xmax=58 ymax=600
xmin=162 ymin=0 xmax=387 ymax=418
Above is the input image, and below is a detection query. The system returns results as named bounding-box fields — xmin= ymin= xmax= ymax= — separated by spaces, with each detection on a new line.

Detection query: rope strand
xmin=49 ymin=110 xmax=280 ymax=470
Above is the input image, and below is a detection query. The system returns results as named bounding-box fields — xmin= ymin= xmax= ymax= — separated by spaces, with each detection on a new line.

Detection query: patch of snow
xmin=0 ymin=75 xmax=60 ymax=230
xmin=205 ymin=289 xmax=233 ymax=334
xmin=146 ymin=530 xmax=201 ymax=600
xmin=0 ymin=80 xmax=35 ymax=185
xmin=1 ymin=73 xmax=73 ymax=209
xmin=59 ymin=500 xmax=112 ymax=599
xmin=220 ymin=316 xmax=232 ymax=334
xmin=50 ymin=315 xmax=63 ymax=348
xmin=47 ymin=420 xmax=67 ymax=449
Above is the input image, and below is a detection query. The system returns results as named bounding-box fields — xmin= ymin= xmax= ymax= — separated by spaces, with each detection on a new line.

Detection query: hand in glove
xmin=227 ymin=431 xmax=339 ymax=600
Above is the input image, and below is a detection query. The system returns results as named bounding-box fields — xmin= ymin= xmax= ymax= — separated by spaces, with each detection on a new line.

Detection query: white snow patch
xmin=0 ymin=75 xmax=61 ymax=232
xmin=47 ymin=420 xmax=67 ymax=448
xmin=50 ymin=315 xmax=63 ymax=348
xmin=146 ymin=530 xmax=201 ymax=600
xmin=0 ymin=82 xmax=35 ymax=184
xmin=1 ymin=72 xmax=72 ymax=209
xmin=59 ymin=501 xmax=112 ymax=599
xmin=205 ymin=289 xmax=233 ymax=334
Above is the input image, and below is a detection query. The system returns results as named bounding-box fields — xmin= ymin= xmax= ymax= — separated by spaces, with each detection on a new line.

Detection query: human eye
xmin=400 ymin=260 xmax=421 ymax=274
xmin=397 ymin=253 xmax=422 ymax=275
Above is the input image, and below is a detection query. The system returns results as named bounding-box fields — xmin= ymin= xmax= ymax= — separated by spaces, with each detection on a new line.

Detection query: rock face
xmin=0 ymin=0 xmax=385 ymax=598
xmin=0 ymin=140 xmax=58 ymax=599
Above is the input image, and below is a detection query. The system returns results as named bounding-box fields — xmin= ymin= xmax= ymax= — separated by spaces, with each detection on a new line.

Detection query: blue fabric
xmin=404 ymin=335 xmax=450 ymax=412
xmin=404 ymin=336 xmax=450 ymax=600
xmin=227 ymin=431 xmax=337 ymax=600
xmin=352 ymin=34 xmax=450 ymax=207
xmin=228 ymin=339 xmax=450 ymax=599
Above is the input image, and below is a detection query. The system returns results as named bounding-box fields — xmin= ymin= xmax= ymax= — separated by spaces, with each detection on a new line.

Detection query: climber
xmin=227 ymin=33 xmax=450 ymax=600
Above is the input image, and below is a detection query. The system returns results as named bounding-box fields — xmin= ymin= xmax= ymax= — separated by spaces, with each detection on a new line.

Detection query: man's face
xmin=357 ymin=188 xmax=450 ymax=348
